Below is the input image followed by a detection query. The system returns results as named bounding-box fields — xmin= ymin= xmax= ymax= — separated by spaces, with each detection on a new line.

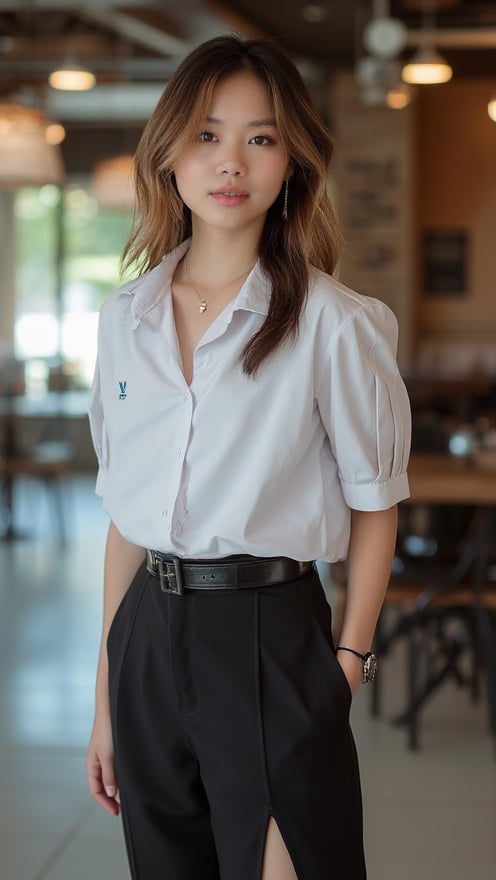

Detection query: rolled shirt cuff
xmin=340 ymin=472 xmax=410 ymax=511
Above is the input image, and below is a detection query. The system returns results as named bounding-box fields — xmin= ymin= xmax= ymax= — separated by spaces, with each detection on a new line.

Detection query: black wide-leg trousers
xmin=107 ymin=562 xmax=367 ymax=880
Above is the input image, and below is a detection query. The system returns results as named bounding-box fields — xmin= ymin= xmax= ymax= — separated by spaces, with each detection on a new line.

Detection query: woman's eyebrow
xmin=205 ymin=116 xmax=277 ymax=127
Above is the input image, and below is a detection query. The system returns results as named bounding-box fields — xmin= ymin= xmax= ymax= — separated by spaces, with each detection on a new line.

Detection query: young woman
xmin=86 ymin=34 xmax=411 ymax=880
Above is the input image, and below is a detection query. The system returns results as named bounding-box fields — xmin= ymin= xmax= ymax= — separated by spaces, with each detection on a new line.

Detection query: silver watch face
xmin=362 ymin=653 xmax=378 ymax=683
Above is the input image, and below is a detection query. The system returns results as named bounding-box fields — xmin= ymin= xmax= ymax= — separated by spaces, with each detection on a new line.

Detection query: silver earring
xmin=282 ymin=179 xmax=289 ymax=221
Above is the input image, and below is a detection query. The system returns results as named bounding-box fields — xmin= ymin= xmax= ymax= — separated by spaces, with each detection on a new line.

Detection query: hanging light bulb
xmin=488 ymin=97 xmax=496 ymax=122
xmin=402 ymin=45 xmax=452 ymax=84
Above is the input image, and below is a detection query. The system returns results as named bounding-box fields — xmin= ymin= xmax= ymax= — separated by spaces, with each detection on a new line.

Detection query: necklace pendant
xmin=199 ymin=301 xmax=207 ymax=314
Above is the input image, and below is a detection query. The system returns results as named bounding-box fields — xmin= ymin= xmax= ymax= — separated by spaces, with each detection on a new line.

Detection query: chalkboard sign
xmin=423 ymin=229 xmax=467 ymax=296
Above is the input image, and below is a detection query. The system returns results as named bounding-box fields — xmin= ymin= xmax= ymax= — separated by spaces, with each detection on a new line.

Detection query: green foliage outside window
xmin=14 ymin=181 xmax=133 ymax=385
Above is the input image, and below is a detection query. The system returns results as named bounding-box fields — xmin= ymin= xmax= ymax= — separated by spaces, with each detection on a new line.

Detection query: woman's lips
xmin=210 ymin=189 xmax=249 ymax=207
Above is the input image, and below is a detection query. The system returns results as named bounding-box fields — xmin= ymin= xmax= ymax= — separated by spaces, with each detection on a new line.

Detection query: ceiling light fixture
xmin=49 ymin=63 xmax=96 ymax=91
xmin=0 ymin=103 xmax=64 ymax=188
xmin=386 ymin=83 xmax=413 ymax=109
xmin=356 ymin=55 xmax=408 ymax=108
xmin=401 ymin=1 xmax=453 ymax=86
xmin=357 ymin=2 xmax=411 ymax=108
xmin=363 ymin=15 xmax=408 ymax=60
xmin=402 ymin=45 xmax=452 ymax=84
xmin=488 ymin=97 xmax=496 ymax=122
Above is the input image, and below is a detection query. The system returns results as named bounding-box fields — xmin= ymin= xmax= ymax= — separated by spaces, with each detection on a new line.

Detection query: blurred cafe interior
xmin=1 ymin=2 xmax=496 ymax=879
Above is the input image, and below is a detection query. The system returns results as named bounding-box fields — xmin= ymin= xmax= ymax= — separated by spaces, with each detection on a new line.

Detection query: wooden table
xmin=407 ymin=452 xmax=496 ymax=505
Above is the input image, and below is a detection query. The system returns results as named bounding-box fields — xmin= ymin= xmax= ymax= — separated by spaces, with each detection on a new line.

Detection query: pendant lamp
xmin=49 ymin=63 xmax=96 ymax=92
xmin=0 ymin=103 xmax=64 ymax=189
xmin=402 ymin=45 xmax=452 ymax=85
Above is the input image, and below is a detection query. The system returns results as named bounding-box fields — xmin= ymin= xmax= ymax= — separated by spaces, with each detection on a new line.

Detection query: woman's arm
xmin=336 ymin=505 xmax=398 ymax=694
xmin=86 ymin=521 xmax=146 ymax=815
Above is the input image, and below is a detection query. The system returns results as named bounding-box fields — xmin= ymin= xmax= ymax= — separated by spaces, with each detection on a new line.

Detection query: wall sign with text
xmin=423 ymin=229 xmax=468 ymax=296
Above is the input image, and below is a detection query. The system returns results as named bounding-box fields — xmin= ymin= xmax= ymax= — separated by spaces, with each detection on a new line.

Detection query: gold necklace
xmin=184 ymin=255 xmax=255 ymax=314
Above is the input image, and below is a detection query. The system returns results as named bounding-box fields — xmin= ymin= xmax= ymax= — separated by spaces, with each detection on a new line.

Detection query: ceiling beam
xmin=406 ymin=27 xmax=496 ymax=48
xmin=76 ymin=6 xmax=191 ymax=58
xmin=4 ymin=34 xmax=121 ymax=60
xmin=0 ymin=57 xmax=177 ymax=78
xmin=0 ymin=0 xmax=152 ymax=8
xmin=0 ymin=2 xmax=191 ymax=57
xmin=46 ymin=82 xmax=165 ymax=121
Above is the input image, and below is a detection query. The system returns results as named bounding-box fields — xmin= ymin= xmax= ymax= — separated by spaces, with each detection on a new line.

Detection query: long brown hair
xmin=122 ymin=34 xmax=341 ymax=375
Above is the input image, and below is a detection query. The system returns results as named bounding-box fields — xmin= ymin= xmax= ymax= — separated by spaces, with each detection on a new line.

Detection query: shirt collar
xmin=117 ymin=239 xmax=270 ymax=332
xmin=232 ymin=263 xmax=270 ymax=317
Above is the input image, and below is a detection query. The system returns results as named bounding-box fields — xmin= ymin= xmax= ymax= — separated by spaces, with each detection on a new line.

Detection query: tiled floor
xmin=1 ymin=475 xmax=495 ymax=880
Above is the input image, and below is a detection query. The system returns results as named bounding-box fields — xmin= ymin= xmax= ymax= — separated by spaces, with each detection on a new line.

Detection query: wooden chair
xmin=0 ymin=440 xmax=74 ymax=543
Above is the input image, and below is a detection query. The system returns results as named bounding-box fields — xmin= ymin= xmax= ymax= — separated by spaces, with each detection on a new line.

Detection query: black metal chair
xmin=371 ymin=504 xmax=496 ymax=749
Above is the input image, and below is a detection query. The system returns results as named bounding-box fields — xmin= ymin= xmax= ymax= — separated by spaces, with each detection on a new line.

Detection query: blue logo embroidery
xmin=118 ymin=380 xmax=127 ymax=400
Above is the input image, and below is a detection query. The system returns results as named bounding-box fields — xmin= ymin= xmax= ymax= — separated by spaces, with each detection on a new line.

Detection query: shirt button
xmin=160 ymin=507 xmax=168 ymax=518
xmin=182 ymin=392 xmax=189 ymax=402
xmin=176 ymin=449 xmax=181 ymax=457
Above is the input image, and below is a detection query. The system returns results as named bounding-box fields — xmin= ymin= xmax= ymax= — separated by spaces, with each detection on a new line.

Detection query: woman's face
xmin=173 ymin=70 xmax=292 ymax=237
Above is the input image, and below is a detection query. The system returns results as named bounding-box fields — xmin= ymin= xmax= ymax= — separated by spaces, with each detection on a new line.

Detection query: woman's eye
xmin=199 ymin=131 xmax=215 ymax=142
xmin=249 ymin=135 xmax=272 ymax=146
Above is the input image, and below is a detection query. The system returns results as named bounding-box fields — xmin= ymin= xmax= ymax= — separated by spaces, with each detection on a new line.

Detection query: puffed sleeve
xmin=317 ymin=299 xmax=411 ymax=511
xmin=87 ymin=353 xmax=108 ymax=497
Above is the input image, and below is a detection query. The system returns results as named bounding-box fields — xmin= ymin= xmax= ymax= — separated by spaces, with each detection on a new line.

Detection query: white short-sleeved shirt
xmin=88 ymin=240 xmax=411 ymax=562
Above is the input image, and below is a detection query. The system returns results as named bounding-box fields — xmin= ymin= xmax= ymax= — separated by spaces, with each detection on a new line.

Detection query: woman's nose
xmin=216 ymin=155 xmax=246 ymax=176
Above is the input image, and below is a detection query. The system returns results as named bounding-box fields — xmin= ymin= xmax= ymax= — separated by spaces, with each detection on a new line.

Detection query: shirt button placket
xmin=169 ymin=390 xmax=192 ymax=544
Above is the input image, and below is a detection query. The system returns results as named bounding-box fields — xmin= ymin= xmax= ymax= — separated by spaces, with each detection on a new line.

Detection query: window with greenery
xmin=14 ymin=181 xmax=132 ymax=389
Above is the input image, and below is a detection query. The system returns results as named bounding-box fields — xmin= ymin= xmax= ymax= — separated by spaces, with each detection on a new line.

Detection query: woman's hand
xmin=86 ymin=712 xmax=121 ymax=816
xmin=336 ymin=506 xmax=398 ymax=699
xmin=86 ymin=524 xmax=145 ymax=817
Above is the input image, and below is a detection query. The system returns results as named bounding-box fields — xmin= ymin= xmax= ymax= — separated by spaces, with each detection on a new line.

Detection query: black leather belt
xmin=146 ymin=550 xmax=313 ymax=596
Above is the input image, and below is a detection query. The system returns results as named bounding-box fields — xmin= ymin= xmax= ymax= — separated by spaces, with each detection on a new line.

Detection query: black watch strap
xmin=336 ymin=646 xmax=371 ymax=662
